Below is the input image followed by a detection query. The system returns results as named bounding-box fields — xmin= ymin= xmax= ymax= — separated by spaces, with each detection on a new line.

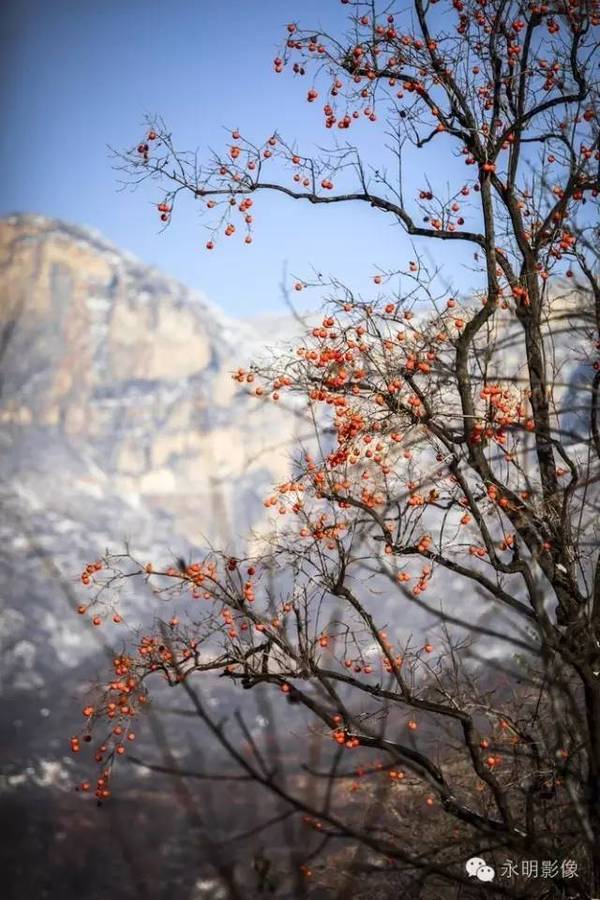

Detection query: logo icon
xmin=466 ymin=856 xmax=496 ymax=882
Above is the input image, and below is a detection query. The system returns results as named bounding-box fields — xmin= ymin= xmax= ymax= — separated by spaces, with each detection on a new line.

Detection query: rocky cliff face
xmin=0 ymin=214 xmax=297 ymax=550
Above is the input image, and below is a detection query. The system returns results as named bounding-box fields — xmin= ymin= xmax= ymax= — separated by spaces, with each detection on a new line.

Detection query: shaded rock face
xmin=0 ymin=214 xmax=295 ymax=549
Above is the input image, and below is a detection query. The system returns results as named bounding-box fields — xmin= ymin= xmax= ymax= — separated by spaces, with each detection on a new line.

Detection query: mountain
xmin=1 ymin=214 xmax=590 ymax=704
xmin=0 ymin=213 xmax=305 ymax=771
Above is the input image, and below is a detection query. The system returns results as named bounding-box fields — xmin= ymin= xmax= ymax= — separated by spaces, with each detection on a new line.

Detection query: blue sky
xmin=1 ymin=0 xmax=473 ymax=317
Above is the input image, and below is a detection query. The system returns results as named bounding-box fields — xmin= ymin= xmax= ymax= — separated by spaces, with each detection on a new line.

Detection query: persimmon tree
xmin=73 ymin=0 xmax=600 ymax=896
